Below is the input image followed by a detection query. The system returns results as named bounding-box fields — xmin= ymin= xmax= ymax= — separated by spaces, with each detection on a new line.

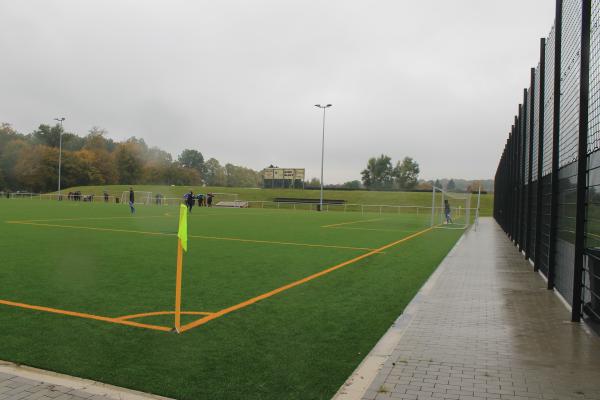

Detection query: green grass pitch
xmin=0 ymin=198 xmax=465 ymax=399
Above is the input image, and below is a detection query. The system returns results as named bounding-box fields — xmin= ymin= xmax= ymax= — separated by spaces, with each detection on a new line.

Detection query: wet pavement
xmin=349 ymin=218 xmax=600 ymax=400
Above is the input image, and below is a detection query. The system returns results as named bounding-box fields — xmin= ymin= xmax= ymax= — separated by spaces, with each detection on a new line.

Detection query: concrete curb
xmin=0 ymin=360 xmax=173 ymax=400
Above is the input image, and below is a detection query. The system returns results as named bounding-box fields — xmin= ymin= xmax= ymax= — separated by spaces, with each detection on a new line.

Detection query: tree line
xmin=0 ymin=122 xmax=261 ymax=192
xmin=360 ymin=154 xmax=420 ymax=190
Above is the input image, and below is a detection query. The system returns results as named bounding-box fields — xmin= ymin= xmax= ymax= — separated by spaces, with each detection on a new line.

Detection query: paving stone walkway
xmin=356 ymin=218 xmax=600 ymax=400
xmin=0 ymin=372 xmax=99 ymax=400
xmin=0 ymin=362 xmax=169 ymax=400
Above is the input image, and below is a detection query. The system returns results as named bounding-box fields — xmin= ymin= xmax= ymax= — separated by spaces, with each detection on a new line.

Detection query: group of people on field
xmin=126 ymin=188 xmax=215 ymax=215
xmin=184 ymin=190 xmax=214 ymax=212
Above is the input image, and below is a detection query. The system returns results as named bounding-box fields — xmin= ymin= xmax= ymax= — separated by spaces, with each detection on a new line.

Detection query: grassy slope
xmin=58 ymin=184 xmax=494 ymax=216
xmin=0 ymin=200 xmax=463 ymax=399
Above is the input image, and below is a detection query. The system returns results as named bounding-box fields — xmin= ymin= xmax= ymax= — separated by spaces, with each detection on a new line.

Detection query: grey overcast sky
xmin=0 ymin=0 xmax=555 ymax=183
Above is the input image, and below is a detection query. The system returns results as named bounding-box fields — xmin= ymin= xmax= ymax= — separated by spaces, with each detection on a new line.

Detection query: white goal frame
xmin=430 ymin=186 xmax=478 ymax=229
xmin=120 ymin=191 xmax=152 ymax=205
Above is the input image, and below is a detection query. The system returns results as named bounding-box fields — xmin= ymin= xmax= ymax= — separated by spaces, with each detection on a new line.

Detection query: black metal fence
xmin=494 ymin=0 xmax=600 ymax=322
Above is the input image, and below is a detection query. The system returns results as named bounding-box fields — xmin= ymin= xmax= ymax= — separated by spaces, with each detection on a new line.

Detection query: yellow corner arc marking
xmin=116 ymin=310 xmax=213 ymax=321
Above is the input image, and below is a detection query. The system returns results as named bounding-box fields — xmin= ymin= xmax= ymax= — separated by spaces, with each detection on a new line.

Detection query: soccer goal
xmin=212 ymin=193 xmax=245 ymax=207
xmin=120 ymin=191 xmax=152 ymax=205
xmin=430 ymin=187 xmax=476 ymax=229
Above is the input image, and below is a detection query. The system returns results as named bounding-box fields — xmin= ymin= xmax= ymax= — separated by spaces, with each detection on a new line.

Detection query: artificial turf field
xmin=0 ymin=199 xmax=466 ymax=399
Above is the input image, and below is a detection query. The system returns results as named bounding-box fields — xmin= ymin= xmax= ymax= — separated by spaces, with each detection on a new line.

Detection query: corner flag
xmin=174 ymin=204 xmax=188 ymax=333
xmin=178 ymin=204 xmax=188 ymax=252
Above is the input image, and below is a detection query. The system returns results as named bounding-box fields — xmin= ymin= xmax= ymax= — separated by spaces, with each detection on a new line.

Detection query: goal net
xmin=430 ymin=187 xmax=473 ymax=229
xmin=120 ymin=191 xmax=152 ymax=205
xmin=210 ymin=193 xmax=247 ymax=207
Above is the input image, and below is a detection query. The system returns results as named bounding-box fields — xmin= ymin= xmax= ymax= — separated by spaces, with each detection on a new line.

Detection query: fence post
xmin=519 ymin=94 xmax=528 ymax=253
xmin=512 ymin=120 xmax=519 ymax=243
xmin=526 ymin=69 xmax=536 ymax=260
xmin=535 ymin=38 xmax=547 ymax=272
xmin=548 ymin=0 xmax=563 ymax=291
xmin=572 ymin=0 xmax=591 ymax=322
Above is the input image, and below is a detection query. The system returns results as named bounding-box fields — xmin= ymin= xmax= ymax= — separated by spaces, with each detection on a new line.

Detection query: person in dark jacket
xmin=129 ymin=188 xmax=135 ymax=214
xmin=185 ymin=190 xmax=195 ymax=212
xmin=444 ymin=199 xmax=452 ymax=224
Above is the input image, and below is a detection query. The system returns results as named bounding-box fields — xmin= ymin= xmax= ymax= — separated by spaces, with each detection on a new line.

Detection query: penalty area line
xmin=6 ymin=221 xmax=377 ymax=251
xmin=321 ymin=218 xmax=384 ymax=228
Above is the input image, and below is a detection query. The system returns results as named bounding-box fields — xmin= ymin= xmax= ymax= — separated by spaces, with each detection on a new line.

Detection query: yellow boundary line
xmin=179 ymin=226 xmax=434 ymax=333
xmin=8 ymin=215 xmax=171 ymax=223
xmin=7 ymin=221 xmax=376 ymax=252
xmin=325 ymin=227 xmax=418 ymax=233
xmin=0 ymin=299 xmax=172 ymax=332
xmin=6 ymin=210 xmax=306 ymax=224
xmin=321 ymin=218 xmax=384 ymax=228
xmin=0 ymin=225 xmax=434 ymax=334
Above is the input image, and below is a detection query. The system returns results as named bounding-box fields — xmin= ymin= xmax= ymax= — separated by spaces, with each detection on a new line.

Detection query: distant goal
xmin=212 ymin=193 xmax=248 ymax=208
xmin=430 ymin=187 xmax=478 ymax=229
xmin=120 ymin=191 xmax=152 ymax=205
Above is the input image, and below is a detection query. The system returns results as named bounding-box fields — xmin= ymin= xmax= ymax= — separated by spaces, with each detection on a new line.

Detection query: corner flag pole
xmin=174 ymin=204 xmax=188 ymax=333
xmin=175 ymin=239 xmax=183 ymax=332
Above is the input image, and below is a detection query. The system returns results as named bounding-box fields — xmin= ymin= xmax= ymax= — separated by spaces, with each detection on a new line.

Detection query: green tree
xmin=84 ymin=127 xmax=111 ymax=151
xmin=114 ymin=142 xmax=143 ymax=184
xmin=307 ymin=177 xmax=320 ymax=186
xmin=178 ymin=149 xmax=205 ymax=176
xmin=343 ymin=180 xmax=361 ymax=189
xmin=0 ymin=139 xmax=29 ymax=189
xmin=146 ymin=147 xmax=172 ymax=165
xmin=224 ymin=164 xmax=260 ymax=187
xmin=61 ymin=133 xmax=85 ymax=151
xmin=0 ymin=123 xmax=23 ymax=148
xmin=13 ymin=146 xmax=59 ymax=192
xmin=31 ymin=124 xmax=63 ymax=147
xmin=164 ymin=163 xmax=202 ymax=186
xmin=204 ymin=158 xmax=227 ymax=186
xmin=434 ymin=179 xmax=442 ymax=189
xmin=447 ymin=179 xmax=456 ymax=191
xmin=393 ymin=157 xmax=420 ymax=189
xmin=361 ymin=155 xmax=393 ymax=189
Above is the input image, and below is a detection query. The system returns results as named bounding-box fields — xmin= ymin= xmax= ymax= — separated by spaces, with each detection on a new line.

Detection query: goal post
xmin=431 ymin=186 xmax=473 ymax=229
xmin=120 ymin=191 xmax=152 ymax=205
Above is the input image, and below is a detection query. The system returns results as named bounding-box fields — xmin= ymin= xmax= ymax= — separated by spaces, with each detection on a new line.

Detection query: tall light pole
xmin=54 ymin=117 xmax=66 ymax=198
xmin=314 ymin=104 xmax=332 ymax=211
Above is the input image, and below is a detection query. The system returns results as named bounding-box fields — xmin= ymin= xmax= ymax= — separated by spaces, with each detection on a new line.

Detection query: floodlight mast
xmin=54 ymin=117 xmax=66 ymax=198
xmin=314 ymin=104 xmax=332 ymax=211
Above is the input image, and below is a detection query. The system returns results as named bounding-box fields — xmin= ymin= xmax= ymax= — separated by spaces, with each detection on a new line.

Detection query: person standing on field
xmin=444 ymin=199 xmax=452 ymax=224
xmin=186 ymin=190 xmax=195 ymax=213
xmin=129 ymin=187 xmax=136 ymax=214
xmin=207 ymin=193 xmax=214 ymax=207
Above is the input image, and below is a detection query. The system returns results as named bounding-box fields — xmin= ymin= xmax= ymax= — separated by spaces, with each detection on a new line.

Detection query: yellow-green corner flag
xmin=178 ymin=204 xmax=188 ymax=252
